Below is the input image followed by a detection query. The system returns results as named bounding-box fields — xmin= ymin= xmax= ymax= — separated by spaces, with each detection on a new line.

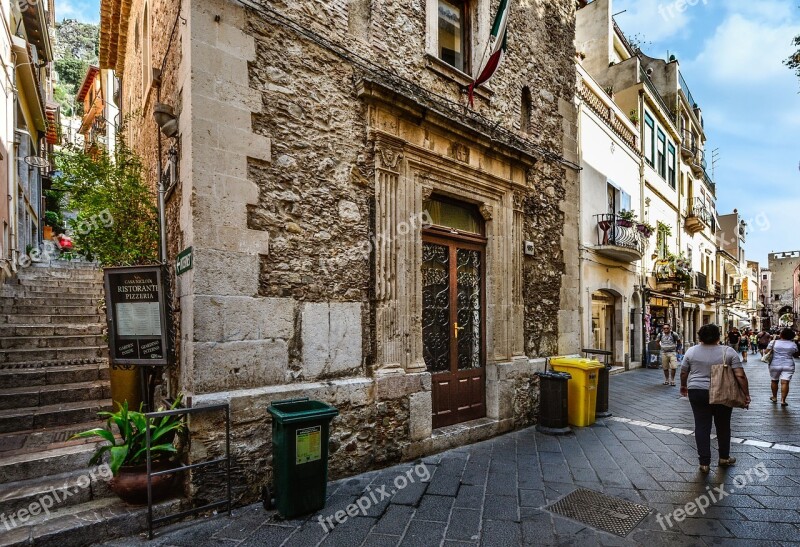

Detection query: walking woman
xmin=680 ymin=324 xmax=751 ymax=473
xmin=767 ymin=328 xmax=796 ymax=406
xmin=738 ymin=330 xmax=750 ymax=363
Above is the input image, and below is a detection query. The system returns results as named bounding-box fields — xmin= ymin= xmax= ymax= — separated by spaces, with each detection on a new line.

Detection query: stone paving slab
xmin=96 ymin=362 xmax=800 ymax=546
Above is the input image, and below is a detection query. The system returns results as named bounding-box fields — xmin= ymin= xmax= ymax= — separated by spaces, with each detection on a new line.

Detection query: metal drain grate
xmin=545 ymin=488 xmax=650 ymax=537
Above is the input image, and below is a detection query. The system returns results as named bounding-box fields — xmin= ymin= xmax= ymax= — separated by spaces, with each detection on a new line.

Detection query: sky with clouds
xmin=613 ymin=0 xmax=800 ymax=266
xmin=55 ymin=0 xmax=99 ymax=24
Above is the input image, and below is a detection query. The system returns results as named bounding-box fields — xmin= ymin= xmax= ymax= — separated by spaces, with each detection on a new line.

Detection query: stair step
xmin=1 ymin=305 xmax=99 ymax=315
xmin=0 ymin=296 xmax=101 ymax=307
xmin=0 ymin=496 xmax=184 ymax=547
xmin=0 ymin=380 xmax=111 ymax=411
xmin=0 ymin=314 xmax=104 ymax=325
xmin=1 ymin=285 xmax=103 ymax=296
xmin=0 ymin=443 xmax=102 ymax=483
xmin=0 ymin=334 xmax=107 ymax=350
xmin=0 ymin=346 xmax=107 ymax=364
xmin=0 ymin=362 xmax=109 ymax=389
xmin=0 ymin=419 xmax=107 ymax=455
xmin=14 ymin=279 xmax=103 ymax=289
xmin=0 ymin=467 xmax=114 ymax=518
xmin=0 ymin=399 xmax=114 ymax=434
xmin=0 ymin=324 xmax=104 ymax=337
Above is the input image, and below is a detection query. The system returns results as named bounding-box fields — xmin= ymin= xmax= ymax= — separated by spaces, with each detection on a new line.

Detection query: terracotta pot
xmin=110 ymin=460 xmax=180 ymax=505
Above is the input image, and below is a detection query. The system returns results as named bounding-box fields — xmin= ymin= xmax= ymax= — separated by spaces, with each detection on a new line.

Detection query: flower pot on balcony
xmin=616 ymin=219 xmax=634 ymax=228
xmin=636 ymin=224 xmax=654 ymax=238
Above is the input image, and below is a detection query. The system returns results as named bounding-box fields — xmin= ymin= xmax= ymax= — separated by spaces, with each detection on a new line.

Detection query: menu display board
xmin=104 ymin=266 xmax=169 ymax=366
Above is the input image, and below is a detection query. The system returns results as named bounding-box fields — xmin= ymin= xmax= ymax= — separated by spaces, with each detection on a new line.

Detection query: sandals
xmin=782 ymin=402 xmax=789 ymax=407
xmin=663 ymin=381 xmax=669 ymax=385
xmin=770 ymin=397 xmax=778 ymax=403
xmin=670 ymin=382 xmax=676 ymax=386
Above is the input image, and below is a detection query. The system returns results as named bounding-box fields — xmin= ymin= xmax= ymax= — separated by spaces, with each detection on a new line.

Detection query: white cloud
xmin=55 ymin=0 xmax=99 ymax=23
xmin=688 ymin=14 xmax=800 ymax=84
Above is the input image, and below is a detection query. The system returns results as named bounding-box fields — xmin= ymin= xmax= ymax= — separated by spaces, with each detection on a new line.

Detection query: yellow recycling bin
xmin=549 ymin=357 xmax=604 ymax=427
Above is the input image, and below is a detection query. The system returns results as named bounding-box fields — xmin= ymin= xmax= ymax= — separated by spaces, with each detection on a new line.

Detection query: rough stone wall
xmin=244 ymin=0 xmax=577 ymax=361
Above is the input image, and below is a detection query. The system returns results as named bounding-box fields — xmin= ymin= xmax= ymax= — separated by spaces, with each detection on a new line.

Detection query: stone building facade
xmin=101 ymin=0 xmax=580 ymax=505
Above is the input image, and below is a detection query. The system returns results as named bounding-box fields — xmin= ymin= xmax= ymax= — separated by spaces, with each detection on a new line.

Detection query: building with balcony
xmin=576 ymin=62 xmax=644 ymax=368
xmin=77 ymin=65 xmax=118 ymax=156
xmin=717 ymin=210 xmax=749 ymax=331
xmin=0 ymin=0 xmax=57 ymax=281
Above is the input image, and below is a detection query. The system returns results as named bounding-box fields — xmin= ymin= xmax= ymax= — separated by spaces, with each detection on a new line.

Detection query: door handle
xmin=454 ymin=322 xmax=465 ymax=338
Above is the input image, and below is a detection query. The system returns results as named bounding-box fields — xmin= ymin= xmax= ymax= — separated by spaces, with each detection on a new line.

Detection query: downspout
xmin=575 ymin=80 xmax=584 ymax=352
xmin=638 ymin=88 xmax=648 ymax=366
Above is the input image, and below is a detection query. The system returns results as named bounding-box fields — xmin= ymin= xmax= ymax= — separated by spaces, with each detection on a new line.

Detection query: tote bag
xmin=709 ymin=347 xmax=747 ymax=408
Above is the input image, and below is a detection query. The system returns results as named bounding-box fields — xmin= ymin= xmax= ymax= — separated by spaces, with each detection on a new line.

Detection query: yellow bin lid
xmin=550 ymin=356 xmax=604 ymax=370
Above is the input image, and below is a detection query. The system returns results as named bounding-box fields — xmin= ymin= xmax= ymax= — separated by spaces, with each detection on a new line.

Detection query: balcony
xmin=688 ymin=271 xmax=709 ymax=296
xmin=680 ymin=129 xmax=698 ymax=161
xmin=593 ymin=214 xmax=648 ymax=263
xmin=685 ymin=197 xmax=713 ymax=234
xmin=690 ymin=149 xmax=706 ymax=178
xmin=654 ymin=257 xmax=692 ymax=292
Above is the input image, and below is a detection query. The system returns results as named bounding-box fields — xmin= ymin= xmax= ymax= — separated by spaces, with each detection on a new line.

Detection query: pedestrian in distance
xmin=749 ymin=331 xmax=758 ymax=354
xmin=757 ymin=329 xmax=772 ymax=356
xmin=738 ymin=330 xmax=750 ymax=363
xmin=766 ymin=327 xmax=796 ymax=407
xmin=657 ymin=324 xmax=681 ymax=386
xmin=680 ymin=324 xmax=750 ymax=473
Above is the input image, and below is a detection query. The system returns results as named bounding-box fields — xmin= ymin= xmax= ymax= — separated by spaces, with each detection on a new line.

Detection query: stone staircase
xmin=0 ymin=262 xmax=176 ymax=546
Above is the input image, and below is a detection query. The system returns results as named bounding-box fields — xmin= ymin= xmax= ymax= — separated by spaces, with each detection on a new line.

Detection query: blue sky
xmin=613 ymin=0 xmax=800 ymax=266
xmin=55 ymin=0 xmax=99 ymax=24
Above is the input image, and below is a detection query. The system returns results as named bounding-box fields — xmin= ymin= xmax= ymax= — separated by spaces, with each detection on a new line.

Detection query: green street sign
xmin=176 ymin=246 xmax=193 ymax=275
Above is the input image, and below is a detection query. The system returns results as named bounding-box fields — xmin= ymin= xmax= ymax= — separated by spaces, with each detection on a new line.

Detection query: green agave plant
xmin=71 ymin=395 xmax=185 ymax=476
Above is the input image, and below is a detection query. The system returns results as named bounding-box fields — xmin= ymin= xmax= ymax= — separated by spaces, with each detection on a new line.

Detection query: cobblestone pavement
xmin=103 ymin=362 xmax=800 ymax=546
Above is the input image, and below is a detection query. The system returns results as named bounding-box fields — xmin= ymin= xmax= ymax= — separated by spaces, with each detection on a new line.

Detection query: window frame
xmin=644 ymin=112 xmax=655 ymax=166
xmin=436 ymin=0 xmax=471 ymax=74
xmin=657 ymin=128 xmax=666 ymax=179
xmin=667 ymin=142 xmax=676 ymax=188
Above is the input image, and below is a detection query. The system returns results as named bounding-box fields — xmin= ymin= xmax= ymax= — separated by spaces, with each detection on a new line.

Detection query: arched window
xmin=520 ymin=86 xmax=532 ymax=133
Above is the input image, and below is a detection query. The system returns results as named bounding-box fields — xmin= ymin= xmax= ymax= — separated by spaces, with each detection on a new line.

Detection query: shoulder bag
xmin=709 ymin=347 xmax=747 ymax=408
xmin=760 ymin=347 xmax=773 ymax=364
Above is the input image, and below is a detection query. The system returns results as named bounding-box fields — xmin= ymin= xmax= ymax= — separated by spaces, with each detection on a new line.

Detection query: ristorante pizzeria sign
xmin=103 ymin=266 xmax=169 ymax=366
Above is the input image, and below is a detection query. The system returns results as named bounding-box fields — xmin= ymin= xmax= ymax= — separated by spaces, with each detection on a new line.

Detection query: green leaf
xmin=70 ymin=427 xmax=116 ymax=444
xmin=108 ymin=445 xmax=129 ymax=476
xmin=130 ymin=443 xmax=177 ymax=464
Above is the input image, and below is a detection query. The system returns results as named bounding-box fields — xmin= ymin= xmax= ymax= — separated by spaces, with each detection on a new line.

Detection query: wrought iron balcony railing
xmin=594 ymin=214 xmax=648 ymax=262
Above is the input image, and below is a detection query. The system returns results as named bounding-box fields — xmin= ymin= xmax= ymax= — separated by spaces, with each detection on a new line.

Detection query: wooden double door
xmin=422 ymin=230 xmax=486 ymax=428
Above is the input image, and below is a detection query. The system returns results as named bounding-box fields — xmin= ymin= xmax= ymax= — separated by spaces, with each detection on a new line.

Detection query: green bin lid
xmin=267 ymin=398 xmax=339 ymax=424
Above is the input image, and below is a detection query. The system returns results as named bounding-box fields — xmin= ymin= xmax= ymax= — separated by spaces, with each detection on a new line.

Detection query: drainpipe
xmin=638 ymin=88 xmax=648 ymax=366
xmin=575 ymin=84 xmax=585 ymax=352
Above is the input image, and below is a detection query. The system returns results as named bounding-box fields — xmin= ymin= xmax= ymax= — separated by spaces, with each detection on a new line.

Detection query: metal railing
xmin=688 ymin=197 xmax=713 ymax=227
xmin=680 ymin=128 xmax=697 ymax=155
xmin=679 ymin=71 xmax=697 ymax=109
xmin=146 ymin=403 xmax=232 ymax=539
xmin=694 ymin=272 xmax=708 ymax=292
xmin=640 ymin=66 xmax=676 ymax=124
xmin=594 ymin=214 xmax=647 ymax=254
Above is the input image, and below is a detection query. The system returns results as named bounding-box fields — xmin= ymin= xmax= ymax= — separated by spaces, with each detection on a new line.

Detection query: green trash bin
xmin=267 ymin=398 xmax=339 ymax=519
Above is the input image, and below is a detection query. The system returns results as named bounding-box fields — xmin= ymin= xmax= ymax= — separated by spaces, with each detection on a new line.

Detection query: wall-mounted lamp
xmin=153 ymin=103 xmax=179 ymax=138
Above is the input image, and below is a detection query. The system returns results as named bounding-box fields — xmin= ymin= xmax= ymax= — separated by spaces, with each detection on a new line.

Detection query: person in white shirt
xmin=766 ymin=328 xmax=797 ymax=407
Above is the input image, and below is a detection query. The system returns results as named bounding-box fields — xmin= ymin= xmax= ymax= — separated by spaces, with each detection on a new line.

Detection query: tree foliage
xmin=53 ymin=141 xmax=160 ymax=267
xmin=55 ymin=57 xmax=90 ymax=89
xmin=787 ymin=34 xmax=800 ymax=82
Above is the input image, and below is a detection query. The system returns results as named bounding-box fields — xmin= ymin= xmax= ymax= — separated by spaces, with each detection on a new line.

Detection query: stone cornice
xmin=356 ymin=77 xmax=538 ymax=167
xmin=100 ymin=0 xmax=133 ymax=75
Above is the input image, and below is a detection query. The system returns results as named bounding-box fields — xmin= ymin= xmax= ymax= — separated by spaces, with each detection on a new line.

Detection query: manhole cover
xmin=545 ymin=488 xmax=650 ymax=537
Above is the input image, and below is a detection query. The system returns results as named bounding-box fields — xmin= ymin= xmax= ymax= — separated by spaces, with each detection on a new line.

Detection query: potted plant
xmin=72 ymin=395 xmax=185 ymax=505
xmin=629 ymin=110 xmax=640 ymax=125
xmin=636 ymin=221 xmax=654 ymax=238
xmin=616 ymin=209 xmax=637 ymax=227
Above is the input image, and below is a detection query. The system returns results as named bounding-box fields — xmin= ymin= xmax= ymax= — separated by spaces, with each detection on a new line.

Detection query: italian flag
xmin=468 ymin=0 xmax=511 ymax=107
